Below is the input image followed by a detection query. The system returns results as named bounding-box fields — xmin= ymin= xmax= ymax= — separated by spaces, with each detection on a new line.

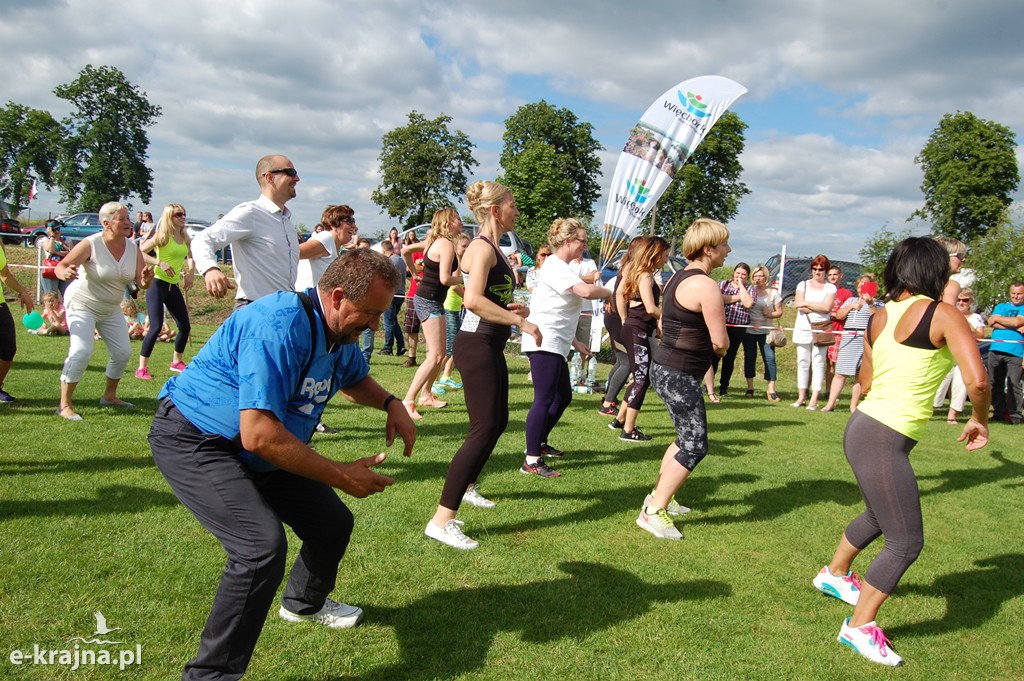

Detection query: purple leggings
xmin=525 ymin=351 xmax=573 ymax=455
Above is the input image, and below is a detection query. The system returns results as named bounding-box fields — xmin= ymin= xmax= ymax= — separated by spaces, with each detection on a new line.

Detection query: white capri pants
xmin=933 ymin=366 xmax=968 ymax=412
xmin=795 ymin=342 xmax=827 ymax=392
xmin=60 ymin=306 xmax=132 ymax=384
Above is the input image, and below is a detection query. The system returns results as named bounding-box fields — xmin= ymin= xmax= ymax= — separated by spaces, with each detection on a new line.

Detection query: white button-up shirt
xmin=192 ymin=194 xmax=299 ymax=302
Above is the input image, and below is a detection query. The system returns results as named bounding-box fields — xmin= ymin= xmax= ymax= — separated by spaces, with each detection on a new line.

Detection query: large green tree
xmin=499 ymin=100 xmax=603 ymax=240
xmin=858 ymin=224 xmax=916 ymax=289
xmin=650 ymin=111 xmax=750 ymax=247
xmin=53 ymin=65 xmax=162 ymax=211
xmin=0 ymin=102 xmax=62 ymax=214
xmin=958 ymin=218 xmax=1024 ymax=311
xmin=372 ymin=111 xmax=478 ymax=228
xmin=912 ymin=110 xmax=1019 ymax=243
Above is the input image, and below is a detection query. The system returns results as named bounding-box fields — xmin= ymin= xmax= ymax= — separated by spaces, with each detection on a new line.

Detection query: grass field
xmin=1 ymin=243 xmax=1023 ymax=679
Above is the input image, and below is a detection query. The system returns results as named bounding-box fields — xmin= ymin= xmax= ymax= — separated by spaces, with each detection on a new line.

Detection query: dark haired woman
xmin=813 ymin=237 xmax=989 ymax=666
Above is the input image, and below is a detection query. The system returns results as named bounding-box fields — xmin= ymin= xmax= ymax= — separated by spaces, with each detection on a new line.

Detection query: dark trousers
xmin=715 ymin=326 xmax=748 ymax=392
xmin=525 ymin=351 xmax=573 ymax=454
xmin=439 ymin=331 xmax=508 ymax=510
xmin=141 ymin=278 xmax=192 ymax=357
xmin=382 ymin=295 xmax=406 ymax=353
xmin=987 ymin=351 xmax=1023 ymax=423
xmin=149 ymin=400 xmax=354 ymax=681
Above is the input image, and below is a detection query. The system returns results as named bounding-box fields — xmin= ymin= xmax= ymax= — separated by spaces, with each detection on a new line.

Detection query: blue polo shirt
xmin=990 ymin=301 xmax=1024 ymax=358
xmin=159 ymin=289 xmax=369 ymax=470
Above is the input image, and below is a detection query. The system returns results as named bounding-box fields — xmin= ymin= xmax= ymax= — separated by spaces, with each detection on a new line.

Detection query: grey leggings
xmin=843 ymin=410 xmax=924 ymax=594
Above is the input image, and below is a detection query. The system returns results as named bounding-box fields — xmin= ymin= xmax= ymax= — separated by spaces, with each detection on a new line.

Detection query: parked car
xmin=1 ymin=209 xmax=22 ymax=245
xmin=25 ymin=212 xmax=102 ymax=248
xmin=764 ymin=254 xmax=864 ymax=304
xmin=373 ymin=223 xmax=532 ymax=260
xmin=599 ymin=248 xmax=688 ymax=287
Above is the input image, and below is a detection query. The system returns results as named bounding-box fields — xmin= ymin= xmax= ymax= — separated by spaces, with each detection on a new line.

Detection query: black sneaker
xmin=539 ymin=443 xmax=564 ymax=458
xmin=597 ymin=403 xmax=617 ymax=416
xmin=520 ymin=458 xmax=561 ymax=477
xmin=608 ymin=418 xmax=624 ymax=430
xmin=620 ymin=427 xmax=652 ymax=442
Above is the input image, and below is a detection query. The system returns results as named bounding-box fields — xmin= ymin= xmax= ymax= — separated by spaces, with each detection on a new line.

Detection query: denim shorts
xmin=414 ymin=295 xmax=445 ymax=323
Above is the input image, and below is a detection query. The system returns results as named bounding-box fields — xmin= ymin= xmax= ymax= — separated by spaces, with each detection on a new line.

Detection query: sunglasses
xmin=957 ymin=298 xmax=972 ymax=303
xmin=339 ymin=217 xmax=356 ymax=224
xmin=952 ymin=252 xmax=966 ymax=260
xmin=811 ymin=267 xmax=826 ymax=271
xmin=268 ymin=168 xmax=298 ymax=177
xmin=173 ymin=212 xmax=186 ymax=218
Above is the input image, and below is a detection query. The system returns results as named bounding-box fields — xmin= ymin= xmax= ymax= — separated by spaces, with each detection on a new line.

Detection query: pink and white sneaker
xmin=838 ymin=618 xmax=903 ymax=666
xmin=813 ymin=565 xmax=861 ymax=605
xmin=169 ymin=361 xmax=187 ymax=373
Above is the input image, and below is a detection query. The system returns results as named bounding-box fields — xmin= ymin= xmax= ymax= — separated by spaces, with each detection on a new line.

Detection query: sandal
xmin=708 ymin=393 xmax=721 ymax=404
xmin=767 ymin=392 xmax=781 ymax=402
xmin=744 ymin=389 xmax=755 ymax=398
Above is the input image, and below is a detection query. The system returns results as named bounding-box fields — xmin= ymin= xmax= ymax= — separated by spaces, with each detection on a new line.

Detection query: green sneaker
xmin=636 ymin=506 xmax=683 ymax=539
xmin=431 ymin=382 xmax=447 ymax=395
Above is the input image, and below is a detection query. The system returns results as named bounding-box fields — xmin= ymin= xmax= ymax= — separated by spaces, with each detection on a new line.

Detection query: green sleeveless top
xmin=153 ymin=236 xmax=190 ymax=285
xmin=858 ymin=295 xmax=953 ymax=440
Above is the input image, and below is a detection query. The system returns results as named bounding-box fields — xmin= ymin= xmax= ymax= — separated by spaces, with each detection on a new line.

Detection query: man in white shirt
xmin=193 ymin=155 xmax=301 ymax=305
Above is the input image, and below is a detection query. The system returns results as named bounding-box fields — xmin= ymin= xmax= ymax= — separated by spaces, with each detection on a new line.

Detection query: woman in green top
xmin=136 ymin=204 xmax=194 ymax=379
xmin=813 ymin=237 xmax=989 ymax=667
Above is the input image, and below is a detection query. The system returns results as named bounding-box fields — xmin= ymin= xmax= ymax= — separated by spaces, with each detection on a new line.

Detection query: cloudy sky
xmin=2 ymin=0 xmax=1022 ymax=265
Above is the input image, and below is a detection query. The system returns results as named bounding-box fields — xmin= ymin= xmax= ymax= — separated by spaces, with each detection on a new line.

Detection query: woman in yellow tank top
xmin=812 ymin=237 xmax=989 ymax=667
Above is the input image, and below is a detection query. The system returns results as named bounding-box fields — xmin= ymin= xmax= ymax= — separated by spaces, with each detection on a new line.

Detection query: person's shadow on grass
xmin=888 ymin=553 xmax=1024 ymax=638
xmin=321 ymin=561 xmax=729 ymax=681
xmin=918 ymin=451 xmax=1024 ymax=497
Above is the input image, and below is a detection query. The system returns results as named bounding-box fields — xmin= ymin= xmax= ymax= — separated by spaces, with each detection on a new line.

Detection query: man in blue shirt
xmin=149 ymin=248 xmax=414 ymax=680
xmin=987 ymin=281 xmax=1024 ymax=425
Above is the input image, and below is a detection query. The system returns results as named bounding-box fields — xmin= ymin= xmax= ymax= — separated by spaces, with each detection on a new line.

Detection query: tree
xmin=499 ymin=100 xmax=603 ymax=237
xmin=959 ymin=218 xmax=1024 ymax=312
xmin=650 ymin=111 xmax=750 ymax=248
xmin=858 ymin=224 xmax=916 ymax=286
xmin=53 ymin=65 xmax=162 ymax=211
xmin=371 ymin=111 xmax=478 ymax=228
xmin=0 ymin=103 xmax=62 ymax=214
xmin=912 ymin=110 xmax=1019 ymax=243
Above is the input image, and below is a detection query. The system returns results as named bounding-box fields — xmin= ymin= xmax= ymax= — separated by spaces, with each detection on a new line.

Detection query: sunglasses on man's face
xmin=268 ymin=168 xmax=298 ymax=177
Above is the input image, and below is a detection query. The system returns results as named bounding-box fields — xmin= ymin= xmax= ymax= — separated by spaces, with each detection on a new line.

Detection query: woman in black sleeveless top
xmin=636 ymin=218 xmax=731 ymax=541
xmin=423 ymin=181 xmax=541 ymax=551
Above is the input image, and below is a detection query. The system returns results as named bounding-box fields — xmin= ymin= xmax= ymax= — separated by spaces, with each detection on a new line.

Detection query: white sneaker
xmin=462 ymin=485 xmax=496 ymax=509
xmin=644 ymin=493 xmax=690 ymax=516
xmin=424 ymin=519 xmax=479 ymax=550
xmin=838 ymin=618 xmax=903 ymax=666
xmin=813 ymin=565 xmax=861 ymax=605
xmin=636 ymin=506 xmax=683 ymax=540
xmin=279 ymin=597 xmax=363 ymax=629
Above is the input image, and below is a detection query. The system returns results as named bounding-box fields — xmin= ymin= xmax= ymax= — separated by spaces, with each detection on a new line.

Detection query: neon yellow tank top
xmin=153 ymin=236 xmax=189 ymax=285
xmin=858 ymin=295 xmax=953 ymax=440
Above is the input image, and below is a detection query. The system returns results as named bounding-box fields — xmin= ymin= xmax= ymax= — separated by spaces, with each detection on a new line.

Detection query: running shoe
xmin=0 ymin=388 xmax=15 ymax=403
xmin=424 ymin=519 xmax=478 ymax=550
xmin=279 ymin=597 xmax=364 ymax=629
xmin=644 ymin=493 xmax=690 ymax=516
xmin=539 ymin=443 xmax=564 ymax=458
xmin=134 ymin=367 xmax=153 ymax=380
xmin=440 ymin=377 xmax=463 ymax=389
xmin=813 ymin=566 xmax=861 ymax=606
xmin=431 ymin=382 xmax=447 ymax=395
xmin=169 ymin=360 xmax=187 ymax=373
xmin=608 ymin=418 xmax=624 ymax=430
xmin=619 ymin=427 xmax=652 ymax=442
xmin=520 ymin=458 xmax=561 ymax=478
xmin=636 ymin=506 xmax=683 ymax=540
xmin=837 ymin=618 xmax=903 ymax=666
xmin=462 ymin=485 xmax=496 ymax=508
xmin=597 ymin=403 xmax=617 ymax=416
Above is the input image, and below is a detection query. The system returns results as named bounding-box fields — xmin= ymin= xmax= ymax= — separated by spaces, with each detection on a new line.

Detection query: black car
xmin=765 ymin=254 xmax=864 ymax=304
xmin=1 ymin=209 xmax=21 ymax=245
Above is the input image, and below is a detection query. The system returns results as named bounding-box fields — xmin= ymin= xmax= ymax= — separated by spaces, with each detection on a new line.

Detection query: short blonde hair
xmin=933 ymin=235 xmax=967 ymax=256
xmin=682 ymin=218 xmax=729 ymax=260
xmin=548 ymin=217 xmax=585 ymax=249
xmin=751 ymin=265 xmax=770 ymax=281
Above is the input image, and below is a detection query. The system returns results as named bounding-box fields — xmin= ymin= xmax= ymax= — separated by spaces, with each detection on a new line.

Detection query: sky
xmin=2 ymin=0 xmax=1022 ymax=266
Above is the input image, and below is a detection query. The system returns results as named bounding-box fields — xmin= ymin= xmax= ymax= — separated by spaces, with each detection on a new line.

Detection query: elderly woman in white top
xmin=55 ymin=202 xmax=154 ymax=420
xmin=792 ymin=254 xmax=837 ymax=410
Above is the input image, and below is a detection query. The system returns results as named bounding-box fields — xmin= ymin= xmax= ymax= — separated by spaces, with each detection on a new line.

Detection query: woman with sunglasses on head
xmin=933 ymin=287 xmax=987 ymax=423
xmin=813 ymin=237 xmax=988 ymax=666
xmin=136 ymin=204 xmax=195 ymax=380
xmin=791 ymin=255 xmax=837 ymax=409
xmin=934 ymin=235 xmax=967 ymax=305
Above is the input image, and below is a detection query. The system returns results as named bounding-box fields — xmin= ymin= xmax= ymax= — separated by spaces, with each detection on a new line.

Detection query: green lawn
xmin=1 ymin=306 xmax=1022 ymax=678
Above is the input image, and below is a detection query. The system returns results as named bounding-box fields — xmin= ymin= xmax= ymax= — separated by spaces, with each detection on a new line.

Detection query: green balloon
xmin=22 ymin=311 xmax=43 ymax=330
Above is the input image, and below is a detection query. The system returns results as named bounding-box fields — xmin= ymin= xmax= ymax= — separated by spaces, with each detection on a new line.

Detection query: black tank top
xmin=459 ymin=236 xmax=514 ymax=340
xmin=624 ymin=276 xmax=661 ymax=333
xmin=654 ymin=269 xmax=715 ymax=377
xmin=415 ymin=241 xmax=458 ymax=302
xmin=604 ymin=277 xmax=623 ymax=344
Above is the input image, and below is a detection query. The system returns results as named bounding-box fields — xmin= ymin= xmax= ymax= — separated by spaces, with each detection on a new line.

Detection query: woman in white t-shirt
xmin=792 ymin=255 xmax=837 ymax=409
xmin=520 ymin=218 xmax=611 ymax=477
xmin=295 ymin=205 xmax=358 ymax=291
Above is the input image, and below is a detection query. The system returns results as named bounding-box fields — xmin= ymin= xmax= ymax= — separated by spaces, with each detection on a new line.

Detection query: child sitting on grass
xmin=39 ymin=291 xmax=68 ymax=336
xmin=121 ymin=299 xmax=146 ymax=340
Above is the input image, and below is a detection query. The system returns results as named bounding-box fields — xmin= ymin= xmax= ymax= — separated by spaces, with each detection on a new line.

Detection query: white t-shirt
xmin=295 ymin=231 xmax=340 ymax=290
xmin=792 ymin=280 xmax=837 ymax=344
xmin=568 ymin=257 xmax=600 ymax=314
xmin=521 ymin=254 xmax=584 ymax=357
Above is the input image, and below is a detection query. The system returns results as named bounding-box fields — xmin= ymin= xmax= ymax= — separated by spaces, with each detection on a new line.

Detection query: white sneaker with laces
xmin=279 ymin=597 xmax=364 ymax=629
xmin=636 ymin=506 xmax=683 ymax=540
xmin=462 ymin=485 xmax=496 ymax=509
xmin=644 ymin=493 xmax=691 ymax=516
xmin=813 ymin=565 xmax=861 ymax=605
xmin=424 ymin=519 xmax=479 ymax=550
xmin=838 ymin=618 xmax=903 ymax=666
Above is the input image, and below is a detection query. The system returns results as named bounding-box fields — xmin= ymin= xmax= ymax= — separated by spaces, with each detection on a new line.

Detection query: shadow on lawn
xmin=696 ymin=478 xmax=862 ymax=525
xmin=918 ymin=451 xmax=1024 ymax=497
xmin=888 ymin=553 xmax=1024 ymax=638
xmin=0 ymin=455 xmax=155 ymax=476
xmin=316 ymin=561 xmax=729 ymax=681
xmin=0 ymin=484 xmax=179 ymax=519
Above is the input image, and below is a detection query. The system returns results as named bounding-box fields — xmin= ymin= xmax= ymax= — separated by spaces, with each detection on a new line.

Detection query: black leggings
xmin=713 ymin=326 xmax=748 ymax=392
xmin=621 ymin=325 xmax=652 ymax=410
xmin=525 ymin=351 xmax=572 ymax=454
xmin=843 ymin=410 xmax=923 ymax=594
xmin=439 ymin=331 xmax=509 ymax=510
xmin=141 ymin=279 xmax=192 ymax=357
xmin=0 ymin=304 xmax=15 ymax=362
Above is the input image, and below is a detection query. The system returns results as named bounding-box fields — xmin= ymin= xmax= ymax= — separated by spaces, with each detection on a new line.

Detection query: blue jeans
xmin=744 ymin=332 xmax=777 ymax=382
xmin=383 ymin=295 xmax=405 ymax=353
xmin=360 ymin=328 xmax=374 ymax=362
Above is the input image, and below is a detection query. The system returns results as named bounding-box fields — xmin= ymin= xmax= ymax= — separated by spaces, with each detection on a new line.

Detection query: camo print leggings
xmin=622 ymin=325 xmax=652 ymax=409
xmin=651 ymin=363 xmax=709 ymax=471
